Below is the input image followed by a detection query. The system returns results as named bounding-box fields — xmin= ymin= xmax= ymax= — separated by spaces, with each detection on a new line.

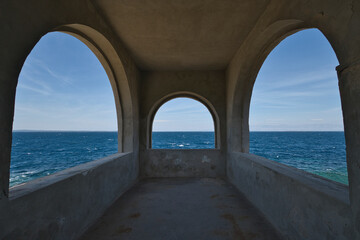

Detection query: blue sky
xmin=13 ymin=29 xmax=343 ymax=132
xmin=14 ymin=32 xmax=117 ymax=131
xmin=249 ymin=29 xmax=342 ymax=131
xmin=153 ymin=98 xmax=214 ymax=131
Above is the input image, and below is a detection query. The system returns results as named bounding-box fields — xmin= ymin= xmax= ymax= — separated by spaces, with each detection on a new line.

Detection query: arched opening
xmin=151 ymin=97 xmax=216 ymax=149
xmin=10 ymin=32 xmax=119 ymax=187
xmin=249 ymin=29 xmax=347 ymax=184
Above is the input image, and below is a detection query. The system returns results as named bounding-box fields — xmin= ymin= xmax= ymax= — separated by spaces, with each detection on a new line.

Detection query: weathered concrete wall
xmin=141 ymin=149 xmax=224 ymax=178
xmin=227 ymin=152 xmax=352 ymax=240
xmin=0 ymin=153 xmax=138 ymax=240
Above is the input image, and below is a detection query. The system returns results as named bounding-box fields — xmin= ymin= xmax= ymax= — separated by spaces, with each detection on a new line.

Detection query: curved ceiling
xmin=93 ymin=0 xmax=270 ymax=70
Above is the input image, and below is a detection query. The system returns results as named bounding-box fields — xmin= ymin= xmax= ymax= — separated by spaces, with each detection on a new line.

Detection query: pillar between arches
xmin=337 ymin=61 xmax=360 ymax=238
xmin=0 ymin=76 xmax=17 ymax=200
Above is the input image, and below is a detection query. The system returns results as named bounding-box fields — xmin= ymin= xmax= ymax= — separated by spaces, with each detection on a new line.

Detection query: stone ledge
xmin=10 ymin=152 xmax=131 ymax=200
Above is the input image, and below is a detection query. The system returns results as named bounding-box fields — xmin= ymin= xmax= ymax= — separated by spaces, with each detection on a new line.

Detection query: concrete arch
xmin=54 ymin=24 xmax=134 ymax=153
xmin=228 ymin=20 xmax=343 ymax=153
xmin=227 ymin=18 xmax=360 ymax=238
xmin=147 ymin=91 xmax=220 ymax=149
xmin=0 ymin=23 xmax=135 ymax=198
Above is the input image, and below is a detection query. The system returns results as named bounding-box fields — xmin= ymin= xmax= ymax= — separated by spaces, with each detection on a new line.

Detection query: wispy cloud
xmin=154 ymin=120 xmax=170 ymax=123
xmin=41 ymin=64 xmax=73 ymax=85
xmin=320 ymin=107 xmax=342 ymax=114
xmin=15 ymin=106 xmax=40 ymax=113
xmin=17 ymin=83 xmax=51 ymax=95
xmin=256 ymin=68 xmax=338 ymax=93
xmin=20 ymin=72 xmax=53 ymax=90
xmin=160 ymin=105 xmax=201 ymax=114
xmin=28 ymin=57 xmax=73 ymax=85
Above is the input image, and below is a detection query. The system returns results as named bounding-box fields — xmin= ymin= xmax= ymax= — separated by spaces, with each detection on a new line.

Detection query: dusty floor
xmin=80 ymin=178 xmax=282 ymax=240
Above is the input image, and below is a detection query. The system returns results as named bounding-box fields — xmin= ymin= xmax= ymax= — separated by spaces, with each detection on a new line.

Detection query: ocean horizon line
xmin=13 ymin=130 xmax=345 ymax=133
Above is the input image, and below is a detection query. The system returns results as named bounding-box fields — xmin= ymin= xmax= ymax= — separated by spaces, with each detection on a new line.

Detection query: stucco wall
xmin=227 ymin=152 xmax=352 ymax=240
xmin=0 ymin=153 xmax=138 ymax=240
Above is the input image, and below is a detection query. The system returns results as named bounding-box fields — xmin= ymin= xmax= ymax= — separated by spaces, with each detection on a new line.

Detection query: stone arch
xmin=147 ymin=91 xmax=220 ymax=149
xmin=228 ymin=20 xmax=343 ymax=153
xmin=227 ymin=18 xmax=360 ymax=238
xmin=54 ymin=24 xmax=133 ymax=153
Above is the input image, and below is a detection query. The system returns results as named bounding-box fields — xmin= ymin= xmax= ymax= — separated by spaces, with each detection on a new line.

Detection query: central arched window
xmin=151 ymin=97 xmax=216 ymax=149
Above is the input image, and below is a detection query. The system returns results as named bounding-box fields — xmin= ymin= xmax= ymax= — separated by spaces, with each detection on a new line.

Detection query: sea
xmin=10 ymin=131 xmax=348 ymax=187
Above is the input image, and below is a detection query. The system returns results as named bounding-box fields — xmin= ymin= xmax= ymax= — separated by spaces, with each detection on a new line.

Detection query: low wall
xmin=0 ymin=152 xmax=138 ymax=240
xmin=227 ymin=152 xmax=352 ymax=240
xmin=140 ymin=149 xmax=225 ymax=177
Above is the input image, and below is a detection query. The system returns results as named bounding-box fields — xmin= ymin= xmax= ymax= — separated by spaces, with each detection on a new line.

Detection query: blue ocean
xmin=10 ymin=131 xmax=347 ymax=187
xmin=249 ymin=132 xmax=347 ymax=185
xmin=152 ymin=131 xmax=215 ymax=149
xmin=10 ymin=132 xmax=118 ymax=187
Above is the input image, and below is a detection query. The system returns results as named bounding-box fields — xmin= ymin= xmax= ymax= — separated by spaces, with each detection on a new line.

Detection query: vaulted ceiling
xmin=93 ymin=0 xmax=270 ymax=71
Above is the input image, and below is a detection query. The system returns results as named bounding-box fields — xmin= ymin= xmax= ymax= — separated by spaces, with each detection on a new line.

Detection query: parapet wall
xmin=0 ymin=153 xmax=138 ymax=240
xmin=227 ymin=152 xmax=352 ymax=240
xmin=140 ymin=149 xmax=225 ymax=178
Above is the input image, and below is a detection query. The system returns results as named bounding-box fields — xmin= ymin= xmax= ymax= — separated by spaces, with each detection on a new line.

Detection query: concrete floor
xmin=80 ymin=178 xmax=283 ymax=240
